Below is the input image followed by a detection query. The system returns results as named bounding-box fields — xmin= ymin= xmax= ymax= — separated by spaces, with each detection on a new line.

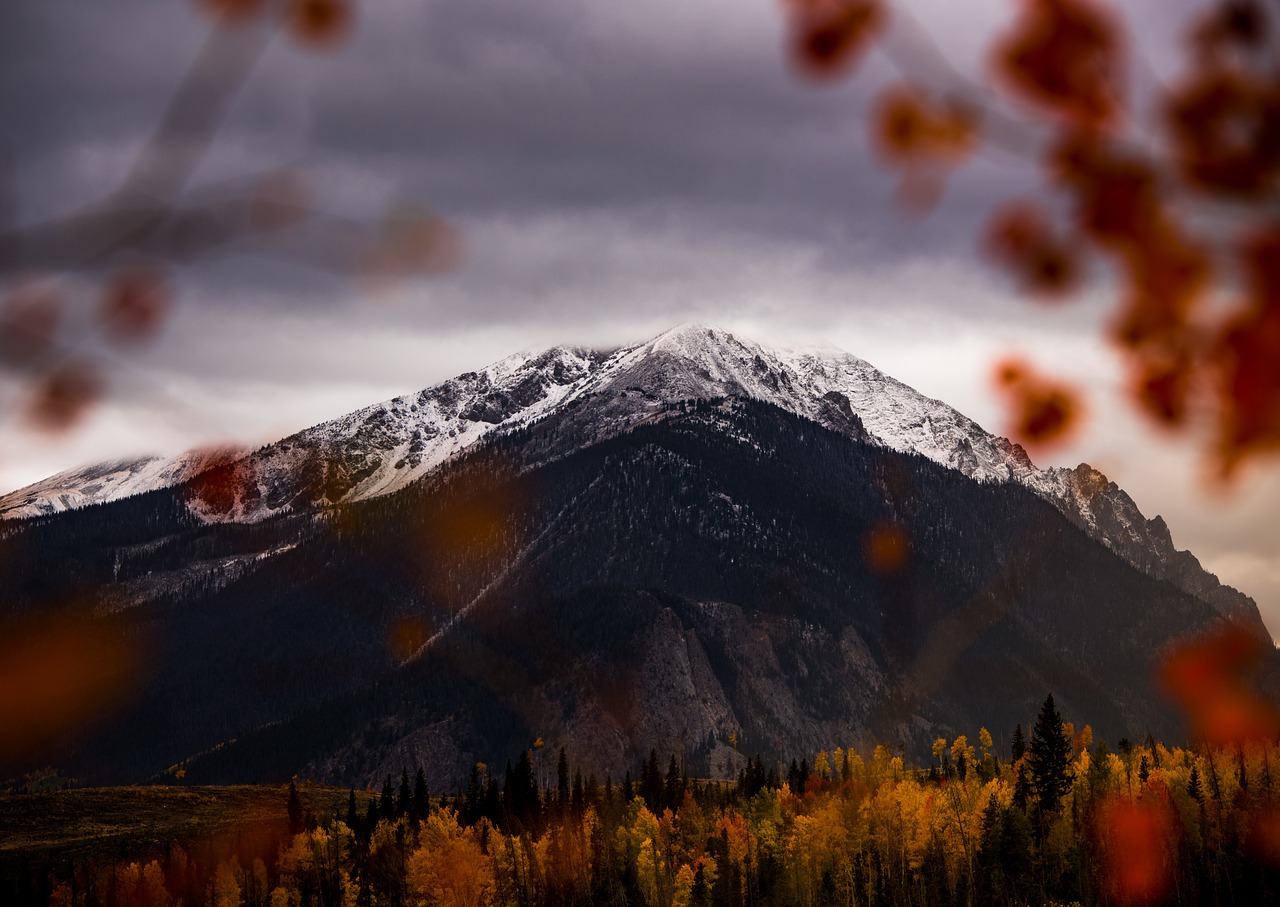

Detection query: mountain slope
xmin=1 ymin=324 xmax=1262 ymax=636
xmin=2 ymin=398 xmax=1254 ymax=789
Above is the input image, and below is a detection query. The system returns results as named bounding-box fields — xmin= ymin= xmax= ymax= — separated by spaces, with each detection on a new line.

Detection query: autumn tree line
xmin=12 ymin=696 xmax=1280 ymax=907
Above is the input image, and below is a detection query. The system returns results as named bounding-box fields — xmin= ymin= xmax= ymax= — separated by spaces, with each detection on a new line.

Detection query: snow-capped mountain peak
xmin=0 ymin=324 xmax=1258 ymax=631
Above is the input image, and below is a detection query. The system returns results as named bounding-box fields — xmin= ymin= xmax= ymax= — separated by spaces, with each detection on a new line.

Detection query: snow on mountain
xmin=0 ymin=323 xmax=1256 ymax=628
xmin=0 ymin=446 xmax=252 ymax=520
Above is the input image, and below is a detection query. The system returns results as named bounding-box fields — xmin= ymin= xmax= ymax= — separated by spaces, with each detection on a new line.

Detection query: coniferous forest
xmin=5 ymin=697 xmax=1280 ymax=907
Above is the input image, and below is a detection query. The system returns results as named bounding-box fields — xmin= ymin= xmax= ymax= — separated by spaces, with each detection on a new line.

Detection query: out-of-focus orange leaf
xmin=1165 ymin=67 xmax=1280 ymax=198
xmin=1191 ymin=1 xmax=1269 ymax=55
xmin=1211 ymin=226 xmax=1280 ymax=477
xmin=1045 ymin=133 xmax=1162 ymax=252
xmin=388 ymin=616 xmax=434 ymax=662
xmin=251 ymin=170 xmax=310 ymax=233
xmin=873 ymin=86 xmax=976 ymax=164
xmin=785 ymin=0 xmax=886 ymax=81
xmin=188 ymin=450 xmax=257 ymax=516
xmin=195 ymin=0 xmax=269 ymax=23
xmin=0 ymin=612 xmax=141 ymax=767
xmin=23 ymin=361 xmax=104 ymax=434
xmin=1250 ymin=806 xmax=1280 ymax=866
xmin=359 ymin=209 xmax=464 ymax=295
xmin=287 ymin=0 xmax=354 ymax=49
xmin=1112 ymin=222 xmax=1210 ymax=353
xmin=993 ymin=357 xmax=1084 ymax=450
xmin=863 ymin=521 xmax=909 ymax=574
xmin=0 ymin=280 xmax=63 ymax=366
xmin=1160 ymin=621 xmax=1280 ymax=746
xmin=872 ymin=86 xmax=976 ymax=213
xmin=383 ymin=211 xmax=464 ymax=276
xmin=1097 ymin=796 xmax=1173 ymax=904
xmin=993 ymin=0 xmax=1125 ymax=128
xmin=99 ymin=267 xmax=172 ymax=345
xmin=1132 ymin=356 xmax=1194 ymax=427
xmin=984 ymin=201 xmax=1082 ymax=299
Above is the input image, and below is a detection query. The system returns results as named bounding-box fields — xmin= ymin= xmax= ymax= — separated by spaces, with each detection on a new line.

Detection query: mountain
xmin=0 ymin=325 xmax=1271 ymax=788
xmin=2 ymin=324 xmax=1260 ymax=632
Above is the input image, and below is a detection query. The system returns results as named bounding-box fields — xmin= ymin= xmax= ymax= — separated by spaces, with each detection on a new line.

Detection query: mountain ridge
xmin=0 ymin=323 xmax=1263 ymax=636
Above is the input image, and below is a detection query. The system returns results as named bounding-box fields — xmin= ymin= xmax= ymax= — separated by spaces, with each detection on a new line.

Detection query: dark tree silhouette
xmin=1028 ymin=694 xmax=1073 ymax=817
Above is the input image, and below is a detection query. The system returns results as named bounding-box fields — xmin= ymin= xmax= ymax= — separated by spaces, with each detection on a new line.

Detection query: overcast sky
xmin=3 ymin=0 xmax=1278 ymax=637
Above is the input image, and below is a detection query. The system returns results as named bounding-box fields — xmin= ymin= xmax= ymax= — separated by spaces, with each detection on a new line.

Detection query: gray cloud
xmin=3 ymin=0 xmax=1279 ymax=635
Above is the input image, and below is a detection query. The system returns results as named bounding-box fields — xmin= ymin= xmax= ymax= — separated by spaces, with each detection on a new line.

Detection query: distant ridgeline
xmin=0 ymin=326 xmax=1274 ymax=792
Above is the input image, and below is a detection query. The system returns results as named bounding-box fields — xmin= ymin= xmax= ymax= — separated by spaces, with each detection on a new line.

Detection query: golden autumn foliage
xmin=18 ymin=721 xmax=1280 ymax=907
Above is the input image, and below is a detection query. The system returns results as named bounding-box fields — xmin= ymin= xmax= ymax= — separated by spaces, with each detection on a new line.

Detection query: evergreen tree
xmin=413 ymin=768 xmax=429 ymax=820
xmin=1189 ymin=763 xmax=1204 ymax=802
xmin=664 ymin=754 xmax=683 ymax=810
xmin=641 ymin=749 xmax=663 ymax=808
xmin=1011 ymin=724 xmax=1026 ymax=763
xmin=1138 ymin=754 xmax=1151 ymax=785
xmin=557 ymin=747 xmax=570 ymax=808
xmin=465 ymin=763 xmax=484 ymax=824
xmin=346 ymin=789 xmax=359 ymax=831
xmin=397 ymin=769 xmax=412 ymax=818
xmin=379 ymin=775 xmax=395 ymax=820
xmin=287 ymin=782 xmax=304 ymax=834
xmin=1028 ymin=694 xmax=1073 ymax=816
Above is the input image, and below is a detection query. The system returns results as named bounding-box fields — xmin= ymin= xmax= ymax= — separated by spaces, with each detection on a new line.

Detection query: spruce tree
xmin=557 ymin=748 xmax=570 ymax=808
xmin=398 ymin=769 xmax=412 ymax=818
xmin=1011 ymin=724 xmax=1026 ymax=763
xmin=1188 ymin=764 xmax=1204 ymax=802
xmin=1027 ymin=693 xmax=1073 ymax=816
xmin=413 ymin=768 xmax=429 ymax=820
xmin=379 ymin=775 xmax=395 ymax=820
xmin=287 ymin=782 xmax=304 ymax=834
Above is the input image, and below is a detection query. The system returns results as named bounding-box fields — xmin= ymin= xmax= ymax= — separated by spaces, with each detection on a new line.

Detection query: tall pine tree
xmin=1028 ymin=694 xmax=1073 ymax=817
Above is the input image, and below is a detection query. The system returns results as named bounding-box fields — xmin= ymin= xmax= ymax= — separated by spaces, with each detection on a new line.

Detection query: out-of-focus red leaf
xmin=873 ymin=86 xmax=976 ymax=164
xmin=1132 ymin=356 xmax=1194 ymax=427
xmin=1211 ymin=226 xmax=1280 ymax=477
xmin=1045 ymin=133 xmax=1162 ymax=252
xmin=287 ymin=0 xmax=354 ymax=49
xmin=993 ymin=0 xmax=1125 ymax=128
xmin=23 ymin=361 xmax=104 ymax=434
xmin=99 ymin=266 xmax=172 ymax=345
xmin=0 ymin=612 xmax=141 ymax=767
xmin=1160 ymin=621 xmax=1280 ymax=746
xmin=863 ymin=521 xmax=909 ymax=574
xmin=1097 ymin=797 xmax=1173 ymax=905
xmin=1250 ymin=806 xmax=1280 ymax=867
xmin=251 ymin=170 xmax=310 ymax=233
xmin=188 ymin=451 xmax=257 ymax=516
xmin=1166 ymin=67 xmax=1280 ymax=198
xmin=195 ymin=0 xmax=269 ymax=23
xmin=1191 ymin=1 xmax=1269 ymax=54
xmin=0 ymin=280 xmax=63 ymax=366
xmin=786 ymin=0 xmax=886 ymax=81
xmin=388 ymin=616 xmax=434 ymax=662
xmin=985 ymin=201 xmax=1083 ymax=299
xmin=1112 ymin=222 xmax=1210 ymax=354
xmin=993 ymin=357 xmax=1084 ymax=450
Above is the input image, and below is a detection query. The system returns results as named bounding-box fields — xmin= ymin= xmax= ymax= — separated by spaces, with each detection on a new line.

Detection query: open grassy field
xmin=0 ymin=784 xmax=351 ymax=864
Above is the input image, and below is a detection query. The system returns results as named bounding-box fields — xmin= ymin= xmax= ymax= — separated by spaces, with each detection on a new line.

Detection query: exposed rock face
xmin=1 ymin=327 xmax=1271 ymax=789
